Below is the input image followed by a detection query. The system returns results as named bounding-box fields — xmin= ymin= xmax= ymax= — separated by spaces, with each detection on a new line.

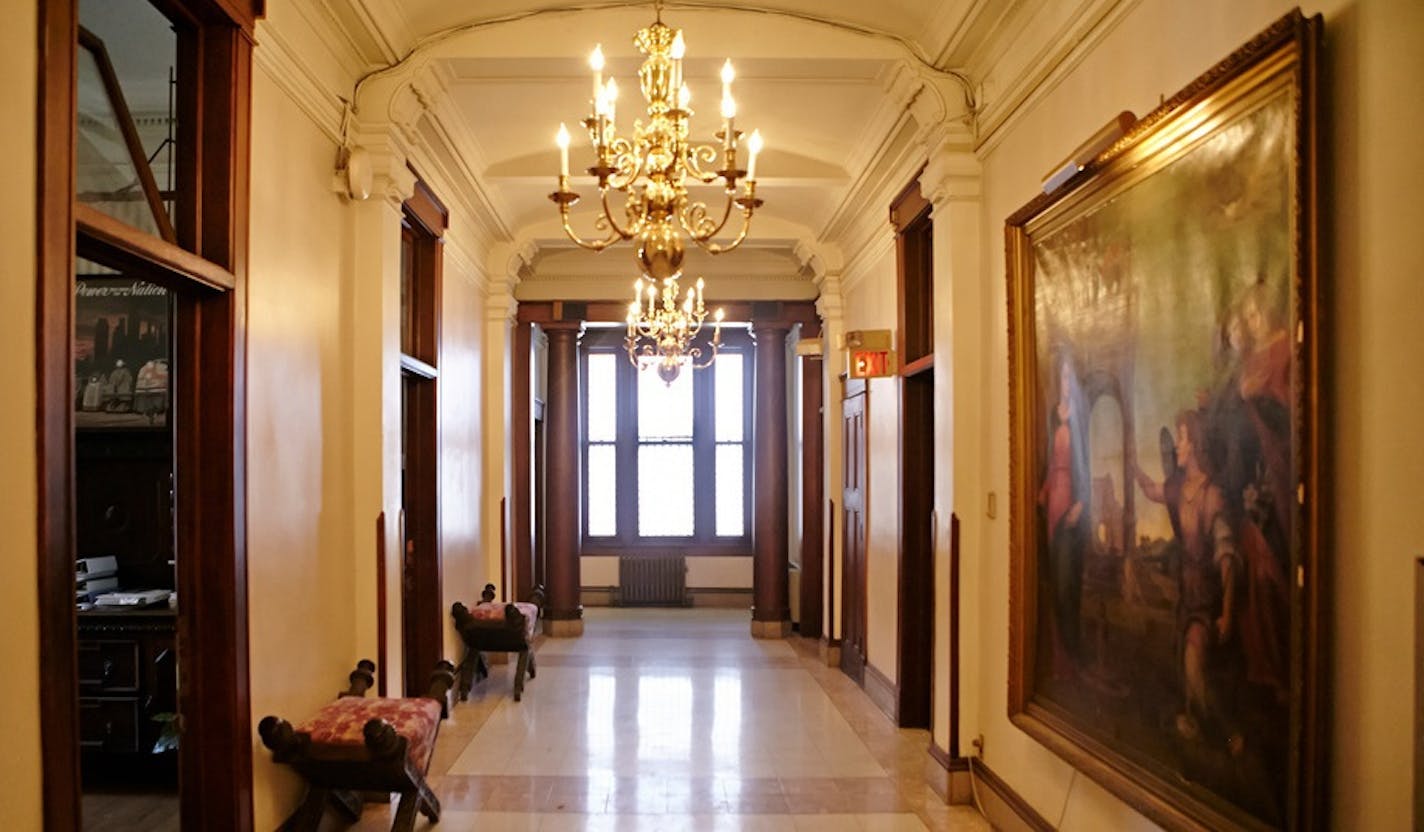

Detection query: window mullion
xmin=692 ymin=364 xmax=715 ymax=542
xmin=618 ymin=354 xmax=640 ymax=544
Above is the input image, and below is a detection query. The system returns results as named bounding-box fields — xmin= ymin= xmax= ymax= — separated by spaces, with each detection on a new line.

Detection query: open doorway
xmin=399 ymin=182 xmax=446 ymax=695
xmin=893 ymin=179 xmax=935 ymax=729
xmin=840 ymin=378 xmax=868 ymax=683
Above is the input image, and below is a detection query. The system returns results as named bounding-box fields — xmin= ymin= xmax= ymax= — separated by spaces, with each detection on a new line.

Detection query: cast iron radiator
xmin=617 ymin=555 xmax=689 ymax=606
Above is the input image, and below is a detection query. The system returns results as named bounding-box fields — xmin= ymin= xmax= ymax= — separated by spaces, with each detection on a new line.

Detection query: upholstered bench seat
xmin=259 ymin=659 xmax=455 ymax=832
xmin=296 ymin=695 xmax=442 ymax=768
xmin=465 ymin=600 xmax=540 ymax=641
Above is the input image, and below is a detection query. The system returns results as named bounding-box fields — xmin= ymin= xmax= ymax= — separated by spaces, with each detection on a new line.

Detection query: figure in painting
xmin=1039 ymin=352 xmax=1092 ymax=678
xmin=1198 ymin=286 xmax=1291 ymax=702
xmin=104 ymin=359 xmax=134 ymax=413
xmin=133 ymin=358 xmax=169 ymax=425
xmin=1137 ymin=410 xmax=1245 ymax=755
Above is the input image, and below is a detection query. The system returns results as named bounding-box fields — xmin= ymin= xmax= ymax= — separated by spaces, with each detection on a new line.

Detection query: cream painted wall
xmin=247 ymin=66 xmax=361 ymax=828
xmin=955 ymin=0 xmax=1424 ymax=827
xmin=843 ymin=240 xmax=903 ymax=680
xmin=440 ymin=253 xmax=488 ymax=658
xmin=1 ymin=3 xmax=43 ymax=827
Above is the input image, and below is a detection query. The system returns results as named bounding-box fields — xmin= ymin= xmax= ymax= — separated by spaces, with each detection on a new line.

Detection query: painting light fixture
xmin=1041 ymin=111 xmax=1137 ymax=194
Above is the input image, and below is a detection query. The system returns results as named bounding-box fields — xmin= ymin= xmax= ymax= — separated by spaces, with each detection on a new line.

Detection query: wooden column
xmin=542 ymin=322 xmax=584 ymax=636
xmin=751 ymin=322 xmax=792 ymax=638
xmin=799 ymin=348 xmax=825 ymax=639
xmin=511 ymin=322 xmax=533 ymax=602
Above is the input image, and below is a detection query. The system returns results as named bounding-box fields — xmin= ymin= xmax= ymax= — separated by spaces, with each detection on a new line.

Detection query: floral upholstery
xmin=468 ymin=601 xmax=539 ymax=641
xmin=296 ymin=696 xmax=442 ymax=768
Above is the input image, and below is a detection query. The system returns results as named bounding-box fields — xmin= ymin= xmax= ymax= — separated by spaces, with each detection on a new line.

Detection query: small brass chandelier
xmin=550 ymin=1 xmax=763 ymax=382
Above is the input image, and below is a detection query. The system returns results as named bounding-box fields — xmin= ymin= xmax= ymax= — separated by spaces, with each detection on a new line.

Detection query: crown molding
xmin=971 ymin=0 xmax=1139 ymax=156
xmin=443 ymin=235 xmax=489 ymax=294
xmin=253 ymin=15 xmax=350 ymax=144
xmin=334 ymin=0 xmax=415 ymax=65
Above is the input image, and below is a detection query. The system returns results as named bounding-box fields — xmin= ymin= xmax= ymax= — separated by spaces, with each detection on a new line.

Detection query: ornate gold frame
xmin=1005 ymin=11 xmax=1322 ymax=831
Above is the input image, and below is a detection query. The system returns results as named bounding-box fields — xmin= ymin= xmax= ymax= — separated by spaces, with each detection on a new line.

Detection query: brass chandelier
xmin=550 ymin=1 xmax=763 ymax=382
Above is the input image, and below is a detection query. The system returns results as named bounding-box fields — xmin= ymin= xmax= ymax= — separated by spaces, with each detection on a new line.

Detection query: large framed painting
xmin=1005 ymin=12 xmax=1322 ymax=831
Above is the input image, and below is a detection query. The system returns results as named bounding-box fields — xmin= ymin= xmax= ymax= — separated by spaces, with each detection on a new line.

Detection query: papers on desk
xmin=94 ymin=589 xmax=171 ymax=608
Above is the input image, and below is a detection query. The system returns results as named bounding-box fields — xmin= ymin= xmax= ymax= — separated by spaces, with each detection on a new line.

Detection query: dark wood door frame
xmin=37 ymin=1 xmax=262 ymax=828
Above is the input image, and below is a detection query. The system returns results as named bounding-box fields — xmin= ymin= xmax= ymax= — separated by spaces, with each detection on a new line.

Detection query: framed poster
xmin=75 ymin=275 xmax=171 ymax=428
xmin=1005 ymin=12 xmax=1322 ymax=831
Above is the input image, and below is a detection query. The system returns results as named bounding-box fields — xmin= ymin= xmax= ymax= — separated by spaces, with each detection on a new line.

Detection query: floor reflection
xmin=354 ymin=608 xmax=989 ymax=831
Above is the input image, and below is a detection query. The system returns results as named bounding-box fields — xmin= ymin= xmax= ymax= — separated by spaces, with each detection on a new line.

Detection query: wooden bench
xmin=451 ymin=585 xmax=543 ymax=702
xmin=258 ymin=659 xmax=454 ymax=832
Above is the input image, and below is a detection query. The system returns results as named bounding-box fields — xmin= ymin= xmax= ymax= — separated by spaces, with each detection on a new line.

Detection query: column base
xmin=750 ymin=618 xmax=792 ymax=639
xmin=544 ymin=618 xmax=584 ymax=637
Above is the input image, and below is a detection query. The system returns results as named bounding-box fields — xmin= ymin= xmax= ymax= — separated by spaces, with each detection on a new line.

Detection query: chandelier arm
xmin=598 ymin=187 xmax=643 ymax=240
xmin=689 ymin=200 xmax=756 ymax=255
xmin=681 ymin=143 xmax=725 ymax=185
xmin=689 ymin=195 xmax=757 ymax=253
xmin=607 ymin=138 xmax=646 ymax=191
xmin=680 ymin=191 xmax=736 ymax=242
xmin=558 ymin=204 xmax=625 ymax=251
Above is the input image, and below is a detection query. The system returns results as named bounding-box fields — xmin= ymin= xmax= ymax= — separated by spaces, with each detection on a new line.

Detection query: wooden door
xmin=841 ymin=387 xmax=868 ymax=682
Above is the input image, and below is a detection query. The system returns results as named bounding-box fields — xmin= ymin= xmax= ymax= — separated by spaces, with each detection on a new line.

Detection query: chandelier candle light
xmin=550 ymin=3 xmax=764 ymax=383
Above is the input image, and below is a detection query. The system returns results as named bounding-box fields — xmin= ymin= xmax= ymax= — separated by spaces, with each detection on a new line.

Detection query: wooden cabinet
xmin=78 ymin=610 xmax=177 ymax=762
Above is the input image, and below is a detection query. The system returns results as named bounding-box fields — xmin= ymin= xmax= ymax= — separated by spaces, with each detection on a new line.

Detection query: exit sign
xmin=845 ymin=329 xmax=896 ymax=378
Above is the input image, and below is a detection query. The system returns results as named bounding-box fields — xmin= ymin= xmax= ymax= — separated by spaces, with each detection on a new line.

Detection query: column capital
xmin=920 ymin=139 xmax=982 ymax=209
xmin=541 ymin=320 xmax=586 ymax=337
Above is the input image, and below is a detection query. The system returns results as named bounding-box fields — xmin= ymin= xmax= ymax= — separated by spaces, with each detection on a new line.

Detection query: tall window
xmin=582 ymin=329 xmax=752 ymax=549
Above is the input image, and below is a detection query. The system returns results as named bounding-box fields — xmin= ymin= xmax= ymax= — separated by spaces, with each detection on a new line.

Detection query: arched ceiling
xmin=331 ymin=1 xmax=1030 ymax=295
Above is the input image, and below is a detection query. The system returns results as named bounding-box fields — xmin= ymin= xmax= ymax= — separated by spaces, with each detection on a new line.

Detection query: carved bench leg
xmin=528 ymin=649 xmax=537 ymax=679
xmin=417 ymin=776 xmax=442 ymax=823
xmin=427 ymin=659 xmax=456 ymax=717
xmin=390 ymin=791 xmax=420 ymax=832
xmin=456 ymin=650 xmax=476 ymax=701
xmin=278 ymin=787 xmax=327 ymax=832
xmin=513 ymin=650 xmax=530 ymax=701
xmin=329 ymin=789 xmax=363 ymax=823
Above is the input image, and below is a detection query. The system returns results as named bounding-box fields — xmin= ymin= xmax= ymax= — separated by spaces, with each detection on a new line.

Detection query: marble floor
xmin=351 ymin=608 xmax=989 ymax=831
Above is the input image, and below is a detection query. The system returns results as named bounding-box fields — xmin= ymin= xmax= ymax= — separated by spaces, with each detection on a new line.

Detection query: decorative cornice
xmin=838 ymin=229 xmax=897 ymax=298
xmin=972 ymin=0 xmax=1140 ymax=156
xmin=443 ymin=236 xmax=489 ymax=293
xmin=253 ymin=17 xmax=348 ymax=144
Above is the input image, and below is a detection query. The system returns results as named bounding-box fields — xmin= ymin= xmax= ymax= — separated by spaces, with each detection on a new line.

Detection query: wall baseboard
xmin=968 ymin=757 xmax=1055 ymax=832
xmin=863 ymin=662 xmax=898 ymax=723
xmin=925 ymin=744 xmax=973 ymax=805
xmin=689 ymin=588 xmax=753 ymax=608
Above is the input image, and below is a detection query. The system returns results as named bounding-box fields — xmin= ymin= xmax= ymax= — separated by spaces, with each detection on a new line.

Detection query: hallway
xmin=353 ymin=609 xmax=989 ymax=830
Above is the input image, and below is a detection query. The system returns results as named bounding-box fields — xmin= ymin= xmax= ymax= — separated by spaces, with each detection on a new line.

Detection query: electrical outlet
xmin=971 ymin=734 xmax=985 ymax=759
